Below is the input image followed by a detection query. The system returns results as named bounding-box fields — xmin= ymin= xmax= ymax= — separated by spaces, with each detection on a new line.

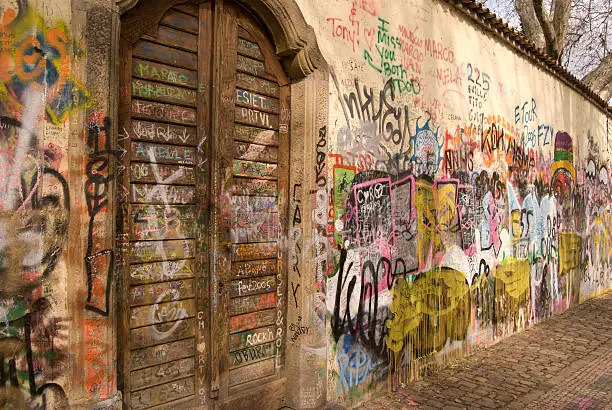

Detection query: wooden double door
xmin=118 ymin=2 xmax=290 ymax=408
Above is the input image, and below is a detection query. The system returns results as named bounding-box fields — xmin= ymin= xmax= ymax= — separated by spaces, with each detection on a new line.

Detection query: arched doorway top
xmin=116 ymin=0 xmax=326 ymax=79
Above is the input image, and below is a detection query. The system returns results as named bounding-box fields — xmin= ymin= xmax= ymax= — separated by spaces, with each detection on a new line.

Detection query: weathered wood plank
xmin=230 ymin=275 xmax=276 ymax=298
xmin=229 ymin=291 xmax=277 ymax=316
xmin=231 ymin=259 xmax=277 ymax=280
xmin=232 ymin=159 xmax=278 ymax=179
xmin=131 ymin=204 xmax=195 ymax=241
xmin=132 ymin=79 xmax=197 ymax=106
xmin=231 ymin=242 xmax=278 ymax=262
xmin=119 ymin=35 xmax=133 ymax=399
xmin=130 ymin=239 xmax=195 ymax=263
xmin=133 ymin=59 xmax=197 ymax=88
xmin=130 ymin=119 xmax=197 ymax=146
xmin=133 ymin=40 xmax=197 ymax=70
xmin=234 ymin=141 xmax=278 ymax=162
xmin=236 ymin=73 xmax=279 ymax=97
xmin=131 ymin=338 xmax=195 ymax=370
xmin=143 ymin=25 xmax=198 ymax=52
xmin=144 ymin=395 xmax=196 ymax=410
xmin=237 ymin=37 xmax=264 ymax=61
xmin=173 ymin=3 xmax=198 ymax=16
xmin=132 ymin=100 xmax=197 ymax=125
xmin=230 ymin=195 xmax=277 ymax=213
xmin=129 ymin=259 xmax=195 ymax=285
xmin=235 ymin=89 xmax=279 ymax=113
xmin=130 ymin=318 xmax=195 ymax=350
xmin=130 ymin=279 xmax=195 ymax=307
xmin=235 ymin=106 xmax=278 ymax=129
xmin=131 ymin=357 xmax=195 ymax=391
xmin=229 ymin=357 xmax=275 ymax=387
xmin=131 ymin=183 xmax=195 ymax=204
xmin=130 ymin=298 xmax=197 ymax=328
xmin=235 ymin=124 xmax=278 ymax=146
xmin=230 ymin=212 xmax=279 ymax=243
xmin=229 ymin=325 xmax=276 ymax=352
xmin=229 ymin=308 xmax=276 ymax=333
xmin=236 ymin=54 xmax=275 ymax=80
xmin=229 ymin=341 xmax=276 ymax=369
xmin=159 ymin=9 xmax=198 ymax=34
xmin=130 ymin=163 xmax=195 ymax=185
xmin=231 ymin=178 xmax=278 ymax=196
xmin=131 ymin=376 xmax=195 ymax=408
xmin=131 ymin=141 xmax=195 ymax=165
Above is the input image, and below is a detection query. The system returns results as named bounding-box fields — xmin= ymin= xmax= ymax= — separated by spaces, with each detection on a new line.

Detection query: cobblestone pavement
xmin=357 ymin=291 xmax=612 ymax=410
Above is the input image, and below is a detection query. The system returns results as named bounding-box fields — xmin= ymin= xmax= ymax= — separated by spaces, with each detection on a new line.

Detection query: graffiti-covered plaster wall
xmin=2 ymin=0 xmax=611 ymax=408
xmin=292 ymin=0 xmax=612 ymax=406
xmin=0 ymin=0 xmax=119 ymax=407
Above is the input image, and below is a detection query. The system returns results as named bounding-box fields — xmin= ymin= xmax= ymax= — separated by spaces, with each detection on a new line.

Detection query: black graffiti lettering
xmin=331 ymin=248 xmax=387 ymax=355
xmin=291 ymin=282 xmax=300 ymax=308
xmin=315 ymin=126 xmax=327 ymax=187
xmin=342 ymin=79 xmax=409 ymax=146
xmin=84 ymin=114 xmax=118 ymax=316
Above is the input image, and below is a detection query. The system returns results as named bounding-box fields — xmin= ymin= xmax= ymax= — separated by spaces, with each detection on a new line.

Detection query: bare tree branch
xmin=485 ymin=0 xmax=611 ymax=102
xmin=583 ymin=54 xmax=612 ymax=102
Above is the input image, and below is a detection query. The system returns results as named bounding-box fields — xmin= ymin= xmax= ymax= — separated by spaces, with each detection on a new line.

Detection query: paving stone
xmin=360 ymin=291 xmax=611 ymax=410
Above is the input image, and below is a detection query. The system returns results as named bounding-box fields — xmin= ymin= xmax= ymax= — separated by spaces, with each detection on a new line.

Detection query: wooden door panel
xmin=120 ymin=2 xmax=288 ymax=408
xmin=213 ymin=7 xmax=290 ymax=401
xmin=120 ymin=4 xmax=205 ymax=408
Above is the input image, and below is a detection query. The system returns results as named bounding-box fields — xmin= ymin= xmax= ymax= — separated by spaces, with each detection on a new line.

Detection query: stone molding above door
xmin=115 ymin=0 xmax=326 ymax=79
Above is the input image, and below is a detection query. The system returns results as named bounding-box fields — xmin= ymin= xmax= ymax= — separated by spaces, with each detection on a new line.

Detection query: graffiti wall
xmin=294 ymin=0 xmax=612 ymax=405
xmin=0 ymin=0 xmax=117 ymax=408
xmin=2 ymin=0 xmax=611 ymax=407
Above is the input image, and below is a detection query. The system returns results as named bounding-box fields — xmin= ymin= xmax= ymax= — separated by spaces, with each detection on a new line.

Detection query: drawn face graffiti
xmin=598 ymin=166 xmax=609 ymax=193
xmin=412 ymin=126 xmax=440 ymax=178
xmin=586 ymin=159 xmax=597 ymax=182
xmin=0 ymin=118 xmax=69 ymax=406
xmin=0 ymin=119 xmax=70 ymax=296
xmin=0 ymin=3 xmax=91 ymax=124
xmin=551 ymin=168 xmax=573 ymax=203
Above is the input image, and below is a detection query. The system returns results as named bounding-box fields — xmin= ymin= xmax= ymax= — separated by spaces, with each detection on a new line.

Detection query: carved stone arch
xmin=116 ymin=0 xmax=326 ymax=79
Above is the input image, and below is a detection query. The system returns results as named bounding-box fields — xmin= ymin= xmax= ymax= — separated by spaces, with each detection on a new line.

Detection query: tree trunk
xmin=515 ymin=0 xmax=546 ymax=50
